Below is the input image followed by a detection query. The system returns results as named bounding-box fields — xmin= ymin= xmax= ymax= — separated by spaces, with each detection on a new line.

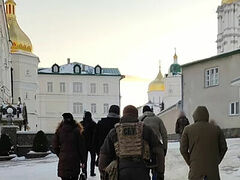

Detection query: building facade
xmin=0 ymin=0 xmax=11 ymax=104
xmin=182 ymin=49 xmax=240 ymax=129
xmin=5 ymin=0 xmax=39 ymax=130
xmin=38 ymin=61 xmax=123 ymax=132
xmin=217 ymin=0 xmax=240 ymax=54
xmin=139 ymin=52 xmax=182 ymax=116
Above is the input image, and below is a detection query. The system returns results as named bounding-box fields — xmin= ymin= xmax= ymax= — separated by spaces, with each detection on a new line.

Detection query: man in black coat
xmin=80 ymin=111 xmax=97 ymax=177
xmin=94 ymin=105 xmax=120 ymax=157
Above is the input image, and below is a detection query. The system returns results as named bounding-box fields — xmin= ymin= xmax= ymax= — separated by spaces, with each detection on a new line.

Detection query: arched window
xmin=52 ymin=64 xmax=60 ymax=73
xmin=73 ymin=65 xmax=81 ymax=74
xmin=95 ymin=65 xmax=102 ymax=75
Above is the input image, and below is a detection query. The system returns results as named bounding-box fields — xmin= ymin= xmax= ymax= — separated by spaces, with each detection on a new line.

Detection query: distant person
xmin=139 ymin=105 xmax=167 ymax=180
xmin=53 ymin=113 xmax=86 ymax=180
xmin=94 ymin=105 xmax=120 ymax=159
xmin=99 ymin=105 xmax=160 ymax=180
xmin=80 ymin=111 xmax=97 ymax=177
xmin=175 ymin=111 xmax=190 ymax=137
xmin=20 ymin=102 xmax=28 ymax=131
xmin=180 ymin=106 xmax=228 ymax=180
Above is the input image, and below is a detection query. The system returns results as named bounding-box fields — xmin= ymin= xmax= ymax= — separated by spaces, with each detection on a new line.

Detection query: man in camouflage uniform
xmin=99 ymin=105 xmax=160 ymax=180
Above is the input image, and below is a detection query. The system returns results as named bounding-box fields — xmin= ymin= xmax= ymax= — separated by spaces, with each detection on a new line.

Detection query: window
xmin=229 ymin=102 xmax=239 ymax=116
xmin=74 ymin=65 xmax=81 ymax=74
xmin=47 ymin=82 xmax=53 ymax=92
xmin=91 ymin=103 xmax=97 ymax=114
xmin=73 ymin=82 xmax=82 ymax=93
xmin=73 ymin=103 xmax=83 ymax=114
xmin=104 ymin=104 xmax=109 ymax=114
xmin=90 ymin=83 xmax=96 ymax=93
xmin=205 ymin=67 xmax=219 ymax=87
xmin=103 ymin=84 xmax=109 ymax=94
xmin=52 ymin=64 xmax=60 ymax=73
xmin=60 ymin=82 xmax=65 ymax=93
xmin=95 ymin=65 xmax=102 ymax=74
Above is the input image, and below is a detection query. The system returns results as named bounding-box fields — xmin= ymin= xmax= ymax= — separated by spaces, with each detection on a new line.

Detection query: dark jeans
xmin=83 ymin=150 xmax=96 ymax=175
xmin=61 ymin=177 xmax=78 ymax=180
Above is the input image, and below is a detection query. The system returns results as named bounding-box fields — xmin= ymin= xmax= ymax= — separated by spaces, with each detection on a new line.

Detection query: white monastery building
xmin=138 ymin=52 xmax=182 ymax=116
xmin=38 ymin=61 xmax=123 ymax=132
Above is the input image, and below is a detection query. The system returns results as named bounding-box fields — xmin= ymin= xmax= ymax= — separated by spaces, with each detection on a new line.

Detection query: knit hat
xmin=192 ymin=106 xmax=209 ymax=122
xmin=62 ymin=113 xmax=74 ymax=122
xmin=143 ymin=105 xmax=152 ymax=113
xmin=109 ymin=105 xmax=120 ymax=115
xmin=84 ymin=111 xmax=92 ymax=119
xmin=123 ymin=105 xmax=138 ymax=118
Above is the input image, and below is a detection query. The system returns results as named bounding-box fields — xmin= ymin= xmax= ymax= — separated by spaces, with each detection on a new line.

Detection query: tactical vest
xmin=114 ymin=122 xmax=148 ymax=159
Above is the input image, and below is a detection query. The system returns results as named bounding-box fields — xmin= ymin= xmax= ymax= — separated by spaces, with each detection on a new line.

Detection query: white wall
xmin=11 ymin=52 xmax=39 ymax=131
xmin=38 ymin=74 xmax=121 ymax=132
xmin=0 ymin=1 xmax=11 ymax=103
xmin=182 ymin=52 xmax=240 ymax=129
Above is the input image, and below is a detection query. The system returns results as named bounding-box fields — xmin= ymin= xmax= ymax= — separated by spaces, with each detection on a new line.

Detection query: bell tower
xmin=217 ymin=0 xmax=240 ymax=54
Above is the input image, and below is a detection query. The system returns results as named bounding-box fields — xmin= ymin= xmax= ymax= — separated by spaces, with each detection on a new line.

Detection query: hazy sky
xmin=13 ymin=0 xmax=221 ymax=108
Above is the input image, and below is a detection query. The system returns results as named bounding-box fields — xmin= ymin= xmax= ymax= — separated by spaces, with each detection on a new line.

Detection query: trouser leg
xmin=90 ymin=150 xmax=96 ymax=174
xmin=83 ymin=151 xmax=88 ymax=175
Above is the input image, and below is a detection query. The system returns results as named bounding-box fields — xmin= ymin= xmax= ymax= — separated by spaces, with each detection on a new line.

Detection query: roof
xmin=182 ymin=49 xmax=240 ymax=68
xmin=38 ymin=62 xmax=122 ymax=77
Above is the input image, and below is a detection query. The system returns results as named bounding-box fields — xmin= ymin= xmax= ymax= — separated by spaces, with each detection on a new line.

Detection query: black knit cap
xmin=109 ymin=105 xmax=120 ymax=115
xmin=143 ymin=105 xmax=152 ymax=113
xmin=62 ymin=113 xmax=74 ymax=122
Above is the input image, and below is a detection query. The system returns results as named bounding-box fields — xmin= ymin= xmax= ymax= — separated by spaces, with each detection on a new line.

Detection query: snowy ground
xmin=0 ymin=138 xmax=239 ymax=180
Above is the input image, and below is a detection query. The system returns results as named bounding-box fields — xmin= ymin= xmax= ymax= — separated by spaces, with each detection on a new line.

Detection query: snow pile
xmin=0 ymin=138 xmax=239 ymax=180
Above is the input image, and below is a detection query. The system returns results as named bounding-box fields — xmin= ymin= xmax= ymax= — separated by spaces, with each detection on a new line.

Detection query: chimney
xmin=67 ymin=58 xmax=70 ymax=64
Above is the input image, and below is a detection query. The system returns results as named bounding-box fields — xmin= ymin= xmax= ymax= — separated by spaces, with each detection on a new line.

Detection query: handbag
xmin=79 ymin=172 xmax=86 ymax=180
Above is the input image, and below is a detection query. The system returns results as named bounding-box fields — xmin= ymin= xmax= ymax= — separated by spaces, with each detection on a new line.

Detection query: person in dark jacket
xmin=94 ymin=105 xmax=120 ymax=157
xmin=175 ymin=111 xmax=189 ymax=136
xmin=53 ymin=113 xmax=86 ymax=180
xmin=80 ymin=111 xmax=97 ymax=177
xmin=99 ymin=105 xmax=160 ymax=180
xmin=180 ymin=106 xmax=228 ymax=180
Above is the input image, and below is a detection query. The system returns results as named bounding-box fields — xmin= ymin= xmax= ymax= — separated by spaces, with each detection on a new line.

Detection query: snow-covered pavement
xmin=0 ymin=138 xmax=239 ymax=180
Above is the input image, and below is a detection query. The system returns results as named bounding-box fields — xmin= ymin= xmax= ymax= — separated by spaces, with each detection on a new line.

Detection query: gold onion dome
xmin=5 ymin=0 xmax=32 ymax=53
xmin=222 ymin=0 xmax=237 ymax=4
xmin=148 ymin=65 xmax=165 ymax=92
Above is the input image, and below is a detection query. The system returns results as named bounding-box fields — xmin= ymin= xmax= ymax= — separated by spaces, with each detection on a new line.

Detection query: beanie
xmin=123 ymin=105 xmax=138 ymax=118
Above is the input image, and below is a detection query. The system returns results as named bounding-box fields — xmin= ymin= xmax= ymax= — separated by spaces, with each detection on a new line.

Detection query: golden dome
xmin=148 ymin=65 xmax=165 ymax=92
xmin=222 ymin=0 xmax=237 ymax=4
xmin=5 ymin=0 xmax=33 ymax=53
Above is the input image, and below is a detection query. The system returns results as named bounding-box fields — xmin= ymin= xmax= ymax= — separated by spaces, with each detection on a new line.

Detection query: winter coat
xmin=180 ymin=106 xmax=227 ymax=180
xmin=53 ymin=121 xmax=86 ymax=178
xmin=175 ymin=116 xmax=189 ymax=135
xmin=94 ymin=113 xmax=120 ymax=155
xmin=139 ymin=111 xmax=168 ymax=151
xmin=80 ymin=118 xmax=97 ymax=151
xmin=99 ymin=115 xmax=160 ymax=180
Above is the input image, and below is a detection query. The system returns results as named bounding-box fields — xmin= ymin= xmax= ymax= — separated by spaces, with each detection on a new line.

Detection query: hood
xmin=192 ymin=106 xmax=209 ymax=123
xmin=143 ymin=111 xmax=155 ymax=117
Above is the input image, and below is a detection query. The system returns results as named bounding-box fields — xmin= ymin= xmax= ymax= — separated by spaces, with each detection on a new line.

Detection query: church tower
xmin=0 ymin=0 xmax=12 ymax=104
xmin=5 ymin=0 xmax=39 ymax=130
xmin=217 ymin=0 xmax=240 ymax=54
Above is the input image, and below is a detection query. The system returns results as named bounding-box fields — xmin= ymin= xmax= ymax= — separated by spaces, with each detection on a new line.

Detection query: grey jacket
xmin=139 ymin=111 xmax=168 ymax=151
